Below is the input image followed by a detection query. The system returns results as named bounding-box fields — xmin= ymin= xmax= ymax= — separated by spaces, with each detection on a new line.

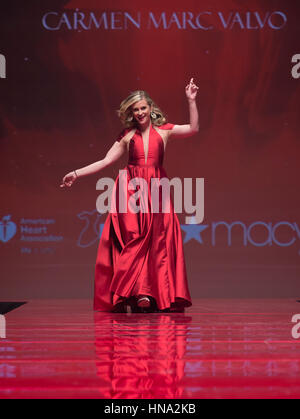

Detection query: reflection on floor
xmin=0 ymin=299 xmax=300 ymax=399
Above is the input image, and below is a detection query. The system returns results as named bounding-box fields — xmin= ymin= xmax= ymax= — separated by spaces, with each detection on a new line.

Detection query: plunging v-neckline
xmin=137 ymin=125 xmax=152 ymax=165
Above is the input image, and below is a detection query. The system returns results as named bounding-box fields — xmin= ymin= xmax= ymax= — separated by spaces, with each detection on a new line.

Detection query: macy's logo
xmin=0 ymin=215 xmax=17 ymax=243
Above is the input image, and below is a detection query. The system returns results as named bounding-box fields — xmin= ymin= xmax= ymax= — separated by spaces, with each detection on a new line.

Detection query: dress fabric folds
xmin=94 ymin=123 xmax=192 ymax=311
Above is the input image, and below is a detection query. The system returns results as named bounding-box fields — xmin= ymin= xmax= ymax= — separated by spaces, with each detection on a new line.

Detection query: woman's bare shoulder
xmin=116 ymin=128 xmax=137 ymax=144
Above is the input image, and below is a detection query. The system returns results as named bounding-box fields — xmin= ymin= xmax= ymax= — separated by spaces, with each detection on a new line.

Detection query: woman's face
xmin=131 ymin=99 xmax=151 ymax=128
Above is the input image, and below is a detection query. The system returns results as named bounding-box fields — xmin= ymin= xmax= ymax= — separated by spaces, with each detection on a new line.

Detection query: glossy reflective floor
xmin=1 ymin=299 xmax=300 ymax=399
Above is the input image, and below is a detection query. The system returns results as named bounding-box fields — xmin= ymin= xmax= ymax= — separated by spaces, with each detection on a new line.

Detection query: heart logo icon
xmin=0 ymin=215 xmax=17 ymax=243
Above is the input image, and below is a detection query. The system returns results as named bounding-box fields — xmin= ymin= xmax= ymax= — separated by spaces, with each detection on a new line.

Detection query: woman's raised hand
xmin=60 ymin=171 xmax=78 ymax=188
xmin=185 ymin=78 xmax=199 ymax=101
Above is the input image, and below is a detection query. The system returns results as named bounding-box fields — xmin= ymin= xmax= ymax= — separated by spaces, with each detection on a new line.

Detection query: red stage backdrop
xmin=0 ymin=0 xmax=300 ymax=299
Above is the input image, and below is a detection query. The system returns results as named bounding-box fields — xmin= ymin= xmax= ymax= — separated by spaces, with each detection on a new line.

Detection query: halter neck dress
xmin=94 ymin=123 xmax=192 ymax=311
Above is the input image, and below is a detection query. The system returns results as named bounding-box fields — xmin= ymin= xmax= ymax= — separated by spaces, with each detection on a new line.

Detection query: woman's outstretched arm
xmin=169 ymin=78 xmax=199 ymax=139
xmin=60 ymin=133 xmax=131 ymax=188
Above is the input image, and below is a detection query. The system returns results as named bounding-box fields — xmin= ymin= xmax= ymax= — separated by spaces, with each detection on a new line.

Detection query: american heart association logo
xmin=0 ymin=215 xmax=17 ymax=243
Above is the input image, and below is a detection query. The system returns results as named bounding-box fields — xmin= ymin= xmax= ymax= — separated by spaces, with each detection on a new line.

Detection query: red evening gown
xmin=94 ymin=123 xmax=192 ymax=312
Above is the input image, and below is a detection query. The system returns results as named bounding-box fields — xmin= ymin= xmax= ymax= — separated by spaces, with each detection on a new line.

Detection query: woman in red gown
xmin=61 ymin=78 xmax=199 ymax=313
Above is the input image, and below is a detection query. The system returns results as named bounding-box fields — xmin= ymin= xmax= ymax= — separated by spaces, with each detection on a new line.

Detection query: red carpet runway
xmin=0 ymin=299 xmax=300 ymax=399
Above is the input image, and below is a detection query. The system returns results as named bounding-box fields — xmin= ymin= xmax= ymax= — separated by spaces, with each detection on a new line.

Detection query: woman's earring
xmin=151 ymin=112 xmax=157 ymax=119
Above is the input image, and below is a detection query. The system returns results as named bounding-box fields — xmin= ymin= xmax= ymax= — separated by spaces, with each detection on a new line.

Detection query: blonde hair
xmin=117 ymin=90 xmax=167 ymax=128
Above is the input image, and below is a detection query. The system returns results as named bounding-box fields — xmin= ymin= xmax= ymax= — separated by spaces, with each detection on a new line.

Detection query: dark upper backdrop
xmin=0 ymin=0 xmax=299 ymax=299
